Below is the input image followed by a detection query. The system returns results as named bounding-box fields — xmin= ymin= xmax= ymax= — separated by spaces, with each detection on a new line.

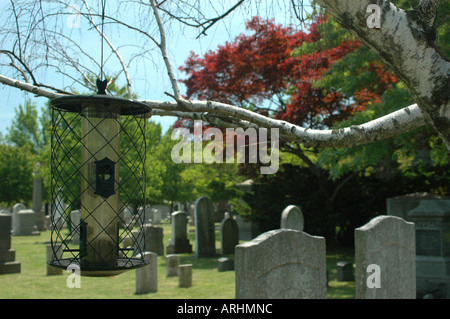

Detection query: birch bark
xmin=315 ymin=0 xmax=449 ymax=148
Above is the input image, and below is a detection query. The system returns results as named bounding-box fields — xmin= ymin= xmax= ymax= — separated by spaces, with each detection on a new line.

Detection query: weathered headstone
xmin=12 ymin=203 xmax=26 ymax=232
xmin=337 ymin=261 xmax=354 ymax=282
xmin=53 ymin=188 xmax=66 ymax=230
xmin=152 ymin=209 xmax=161 ymax=225
xmin=166 ymin=254 xmax=179 ymax=277
xmin=235 ymin=214 xmax=254 ymax=241
xmin=32 ymin=170 xmax=45 ymax=231
xmin=143 ymin=224 xmax=164 ymax=256
xmin=166 ymin=211 xmax=192 ymax=254
xmin=152 ymin=204 xmax=171 ymax=220
xmin=194 ymin=196 xmax=216 ymax=257
xmin=280 ymin=205 xmax=304 ymax=231
xmin=0 ymin=213 xmax=12 ymax=251
xmin=408 ymin=199 xmax=450 ymax=299
xmin=178 ymin=264 xmax=193 ymax=288
xmin=70 ymin=210 xmax=81 ymax=245
xmin=355 ymin=215 xmax=416 ymax=299
xmin=220 ymin=213 xmax=239 ymax=255
xmin=138 ymin=205 xmax=152 ymax=225
xmin=235 ymin=229 xmax=326 ymax=299
xmin=135 ymin=252 xmax=157 ymax=294
xmin=132 ymin=229 xmax=144 ymax=257
xmin=12 ymin=209 xmax=40 ymax=236
xmin=122 ymin=205 xmax=134 ymax=227
xmin=0 ymin=213 xmax=21 ymax=275
xmin=387 ymin=192 xmax=442 ymax=221
xmin=218 ymin=257 xmax=234 ymax=272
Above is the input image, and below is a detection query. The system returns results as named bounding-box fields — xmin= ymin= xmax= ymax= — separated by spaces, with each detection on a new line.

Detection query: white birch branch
xmin=150 ymin=0 xmax=182 ymax=100
xmin=152 ymin=99 xmax=428 ymax=148
xmin=315 ymin=0 xmax=450 ymax=149
xmin=0 ymin=73 xmax=427 ymax=148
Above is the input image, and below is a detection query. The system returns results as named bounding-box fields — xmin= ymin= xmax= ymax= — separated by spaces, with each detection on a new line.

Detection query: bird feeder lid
xmin=50 ymin=94 xmax=152 ymax=116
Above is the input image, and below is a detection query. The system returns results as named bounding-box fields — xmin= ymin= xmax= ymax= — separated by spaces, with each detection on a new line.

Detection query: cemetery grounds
xmin=0 ymin=221 xmax=355 ymax=299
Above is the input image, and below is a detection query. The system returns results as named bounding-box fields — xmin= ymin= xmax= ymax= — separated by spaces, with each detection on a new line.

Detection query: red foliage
xmin=177 ymin=15 xmax=396 ymax=132
xmin=179 ymin=16 xmax=307 ymax=106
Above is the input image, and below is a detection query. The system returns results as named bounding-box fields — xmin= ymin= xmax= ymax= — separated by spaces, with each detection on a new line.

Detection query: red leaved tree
xmin=177 ymin=16 xmax=399 ymax=235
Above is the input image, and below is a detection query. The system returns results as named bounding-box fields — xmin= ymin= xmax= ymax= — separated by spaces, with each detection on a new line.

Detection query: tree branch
xmin=315 ymin=0 xmax=450 ymax=149
xmin=150 ymin=0 xmax=182 ymax=100
xmin=0 ymin=73 xmax=428 ymax=148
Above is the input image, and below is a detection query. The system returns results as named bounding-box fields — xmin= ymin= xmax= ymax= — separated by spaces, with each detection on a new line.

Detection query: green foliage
xmin=0 ymin=143 xmax=35 ymax=206
xmin=146 ymin=127 xmax=245 ymax=205
xmin=6 ymin=99 xmax=42 ymax=153
xmin=243 ymin=161 xmax=450 ymax=245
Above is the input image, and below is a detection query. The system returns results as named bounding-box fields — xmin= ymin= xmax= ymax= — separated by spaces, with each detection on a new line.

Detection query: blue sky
xmin=0 ymin=1 xmax=311 ymax=137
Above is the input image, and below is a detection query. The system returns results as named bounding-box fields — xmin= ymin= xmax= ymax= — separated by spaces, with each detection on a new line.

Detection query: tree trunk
xmin=315 ymin=0 xmax=450 ymax=149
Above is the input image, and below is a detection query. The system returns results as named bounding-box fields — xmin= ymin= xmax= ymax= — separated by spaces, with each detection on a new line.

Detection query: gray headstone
xmin=138 ymin=205 xmax=152 ymax=224
xmin=235 ymin=229 xmax=326 ymax=299
xmin=337 ymin=261 xmax=354 ymax=282
xmin=0 ymin=213 xmax=12 ymax=250
xmin=32 ymin=175 xmax=44 ymax=231
xmin=143 ymin=224 xmax=164 ymax=256
xmin=178 ymin=264 xmax=193 ymax=288
xmin=132 ymin=229 xmax=144 ymax=257
xmin=355 ymin=215 xmax=416 ymax=299
xmin=122 ymin=206 xmax=134 ymax=227
xmin=136 ymin=252 xmax=157 ymax=294
xmin=166 ymin=211 xmax=192 ymax=254
xmin=407 ymin=199 xmax=450 ymax=298
xmin=12 ymin=203 xmax=26 ymax=232
xmin=387 ymin=192 xmax=442 ymax=222
xmin=194 ymin=196 xmax=216 ymax=257
xmin=220 ymin=213 xmax=239 ymax=255
xmin=235 ymin=214 xmax=253 ymax=241
xmin=166 ymin=254 xmax=179 ymax=277
xmin=152 ymin=209 xmax=161 ymax=225
xmin=12 ymin=209 xmax=40 ymax=236
xmin=0 ymin=213 xmax=21 ymax=275
xmin=218 ymin=257 xmax=234 ymax=272
xmin=71 ymin=210 xmax=81 ymax=245
xmin=280 ymin=205 xmax=304 ymax=231
xmin=53 ymin=188 xmax=66 ymax=230
xmin=152 ymin=204 xmax=171 ymax=220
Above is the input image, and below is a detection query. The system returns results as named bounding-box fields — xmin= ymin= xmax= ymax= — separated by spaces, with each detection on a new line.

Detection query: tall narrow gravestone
xmin=12 ymin=203 xmax=26 ymax=233
xmin=32 ymin=170 xmax=45 ymax=231
xmin=136 ymin=252 xmax=158 ymax=294
xmin=0 ymin=213 xmax=21 ymax=274
xmin=194 ymin=196 xmax=216 ymax=257
xmin=220 ymin=213 xmax=239 ymax=255
xmin=355 ymin=215 xmax=416 ymax=299
xmin=71 ymin=210 xmax=81 ymax=245
xmin=235 ymin=229 xmax=326 ymax=299
xmin=166 ymin=212 xmax=192 ymax=254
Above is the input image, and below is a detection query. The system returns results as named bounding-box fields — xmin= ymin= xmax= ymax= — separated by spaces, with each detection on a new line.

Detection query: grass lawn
xmin=0 ymin=221 xmax=355 ymax=299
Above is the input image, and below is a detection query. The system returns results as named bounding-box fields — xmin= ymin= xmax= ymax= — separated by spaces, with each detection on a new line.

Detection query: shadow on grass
xmin=179 ymin=252 xmax=235 ymax=270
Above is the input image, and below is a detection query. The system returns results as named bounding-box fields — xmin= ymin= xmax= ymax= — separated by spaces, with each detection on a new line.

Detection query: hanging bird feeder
xmin=48 ymin=85 xmax=151 ymax=277
xmin=48 ymin=0 xmax=152 ymax=277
